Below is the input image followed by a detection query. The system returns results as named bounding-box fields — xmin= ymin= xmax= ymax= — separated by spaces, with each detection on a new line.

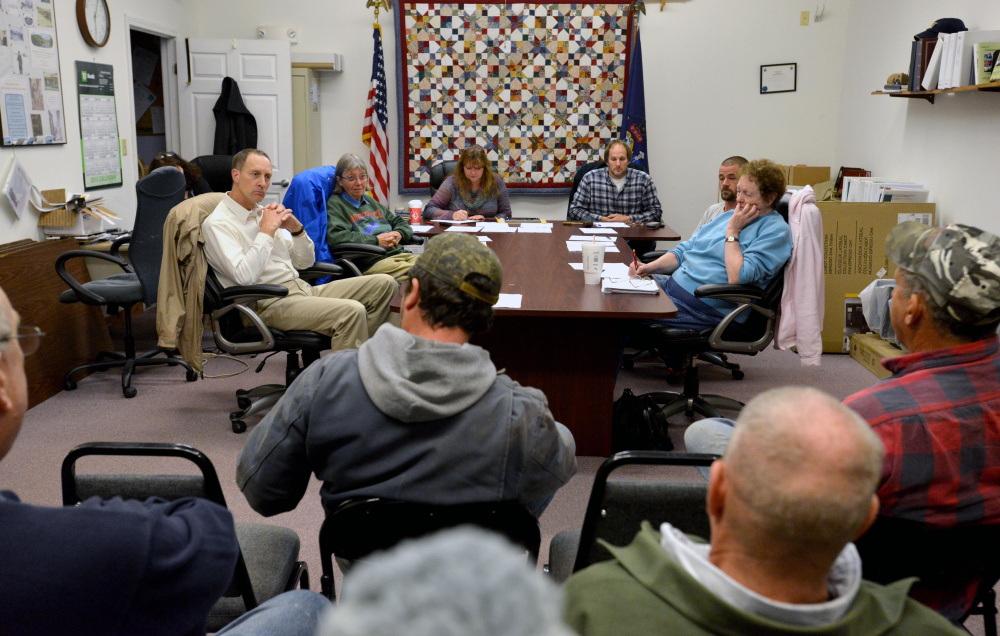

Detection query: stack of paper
xmin=842 ymin=177 xmax=929 ymax=203
xmin=566 ymin=242 xmax=620 ymax=253
xmin=479 ymin=224 xmax=517 ymax=233
xmin=443 ymin=225 xmax=482 ymax=233
xmin=568 ymin=235 xmax=615 ymax=243
xmin=601 ymin=277 xmax=659 ymax=295
xmin=517 ymin=225 xmax=552 ymax=233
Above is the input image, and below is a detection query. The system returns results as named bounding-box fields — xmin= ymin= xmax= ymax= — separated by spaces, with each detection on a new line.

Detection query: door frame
xmin=123 ymin=16 xmax=180 ymax=172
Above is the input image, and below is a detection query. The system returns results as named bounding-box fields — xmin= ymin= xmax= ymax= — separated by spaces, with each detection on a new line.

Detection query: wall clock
xmin=77 ymin=0 xmax=110 ymax=48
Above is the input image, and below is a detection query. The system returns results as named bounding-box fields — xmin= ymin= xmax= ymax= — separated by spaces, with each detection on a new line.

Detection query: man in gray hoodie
xmin=236 ymin=233 xmax=578 ymax=519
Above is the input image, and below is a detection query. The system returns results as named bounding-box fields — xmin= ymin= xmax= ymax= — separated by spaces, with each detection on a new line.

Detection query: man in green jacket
xmin=563 ymin=386 xmax=965 ymax=635
xmin=326 ymin=153 xmax=417 ymax=281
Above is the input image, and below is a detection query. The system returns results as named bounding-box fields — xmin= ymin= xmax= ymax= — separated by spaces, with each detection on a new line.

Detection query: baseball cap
xmin=885 ymin=222 xmax=1000 ymax=325
xmin=914 ymin=18 xmax=967 ymax=40
xmin=414 ymin=233 xmax=503 ymax=305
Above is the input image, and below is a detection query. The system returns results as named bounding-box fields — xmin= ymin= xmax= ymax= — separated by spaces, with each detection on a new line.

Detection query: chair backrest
xmin=192 ymin=154 xmax=235 ymax=192
xmin=854 ymin=515 xmax=1000 ymax=617
xmin=428 ymin=159 xmax=458 ymax=195
xmin=319 ymin=498 xmax=541 ymax=599
xmin=566 ymin=159 xmax=649 ymax=217
xmin=572 ymin=451 xmax=717 ymax=573
xmin=132 ymin=167 xmax=187 ymax=306
xmin=61 ymin=441 xmax=259 ymax=611
xmin=281 ymin=166 xmax=338 ymax=266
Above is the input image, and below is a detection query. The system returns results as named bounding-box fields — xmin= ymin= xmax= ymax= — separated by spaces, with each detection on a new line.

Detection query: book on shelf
xmin=921 ymin=36 xmax=944 ymax=90
xmin=975 ymin=42 xmax=1000 ymax=84
xmin=938 ymin=33 xmax=953 ymax=89
xmin=957 ymin=31 xmax=1000 ymax=87
xmin=947 ymin=31 xmax=967 ymax=88
xmin=991 ymin=55 xmax=1000 ymax=82
xmin=908 ymin=40 xmax=920 ymax=91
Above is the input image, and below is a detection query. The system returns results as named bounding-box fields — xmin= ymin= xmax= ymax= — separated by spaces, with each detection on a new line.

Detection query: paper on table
xmin=495 ymin=293 xmax=522 ymax=309
xmin=580 ymin=227 xmax=618 ymax=234
xmin=568 ymin=262 xmax=631 ymax=278
xmin=444 ymin=226 xmax=482 ymax=233
xmin=594 ymin=222 xmax=629 ymax=228
xmin=437 ymin=219 xmax=476 ymax=224
xmin=568 ymin=235 xmax=615 ymax=242
xmin=517 ymin=225 xmax=553 ymax=233
xmin=477 ymin=235 xmax=492 ymax=242
xmin=566 ymin=242 xmax=619 ymax=253
xmin=408 ymin=224 xmax=433 ymax=232
xmin=601 ymin=277 xmax=659 ymax=294
xmin=479 ymin=224 xmax=518 ymax=233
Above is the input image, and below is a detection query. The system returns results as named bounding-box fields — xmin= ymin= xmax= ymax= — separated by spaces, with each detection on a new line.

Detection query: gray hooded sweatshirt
xmin=237 ymin=324 xmax=577 ymax=518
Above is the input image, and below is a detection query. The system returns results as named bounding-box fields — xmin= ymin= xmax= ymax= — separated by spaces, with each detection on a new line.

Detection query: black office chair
xmin=61 ymin=442 xmax=310 ymax=632
xmin=428 ymin=159 xmax=459 ymax=195
xmin=625 ymin=193 xmax=792 ymax=409
xmin=319 ymin=498 xmax=541 ymax=600
xmin=56 ymin=168 xmax=198 ymax=398
xmin=854 ymin=516 xmax=1000 ymax=634
xmin=192 ymin=154 xmax=235 ymax=192
xmin=546 ymin=451 xmax=717 ymax=582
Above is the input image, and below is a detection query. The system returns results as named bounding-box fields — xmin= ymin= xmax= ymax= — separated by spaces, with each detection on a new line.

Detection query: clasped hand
xmin=377 ymin=231 xmax=402 ymax=249
xmin=259 ymin=203 xmax=302 ymax=237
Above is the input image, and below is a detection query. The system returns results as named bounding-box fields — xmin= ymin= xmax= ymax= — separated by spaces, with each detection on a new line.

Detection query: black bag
xmin=611 ymin=389 xmax=674 ymax=452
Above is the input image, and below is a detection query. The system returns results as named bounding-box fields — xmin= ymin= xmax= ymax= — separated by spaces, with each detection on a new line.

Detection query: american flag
xmin=363 ymin=24 xmax=389 ymax=204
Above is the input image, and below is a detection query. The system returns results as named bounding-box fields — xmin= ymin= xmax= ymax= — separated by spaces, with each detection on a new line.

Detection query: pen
xmin=632 ymin=249 xmax=638 ymax=273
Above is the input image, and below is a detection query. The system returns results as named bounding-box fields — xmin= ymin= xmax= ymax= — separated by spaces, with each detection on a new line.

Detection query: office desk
xmin=398 ymin=224 xmax=677 ymax=456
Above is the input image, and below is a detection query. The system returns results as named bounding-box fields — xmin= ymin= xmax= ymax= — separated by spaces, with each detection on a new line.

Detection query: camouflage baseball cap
xmin=414 ymin=233 xmax=503 ymax=305
xmin=885 ymin=221 xmax=1000 ymax=325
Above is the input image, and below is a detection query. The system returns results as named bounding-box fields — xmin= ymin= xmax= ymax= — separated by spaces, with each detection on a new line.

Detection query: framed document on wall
xmin=0 ymin=0 xmax=67 ymax=145
xmin=760 ymin=63 xmax=797 ymax=94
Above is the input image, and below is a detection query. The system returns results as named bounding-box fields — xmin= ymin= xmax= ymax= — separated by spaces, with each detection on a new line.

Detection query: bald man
xmin=564 ymin=387 xmax=963 ymax=635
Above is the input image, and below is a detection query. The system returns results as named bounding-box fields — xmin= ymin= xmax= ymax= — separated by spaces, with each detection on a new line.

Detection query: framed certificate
xmin=760 ymin=63 xmax=797 ymax=94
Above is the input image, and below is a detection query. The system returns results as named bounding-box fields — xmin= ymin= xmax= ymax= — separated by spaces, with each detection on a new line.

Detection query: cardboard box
xmin=817 ymin=201 xmax=935 ymax=352
xmin=850 ymin=333 xmax=905 ymax=379
xmin=781 ymin=165 xmax=831 ymax=187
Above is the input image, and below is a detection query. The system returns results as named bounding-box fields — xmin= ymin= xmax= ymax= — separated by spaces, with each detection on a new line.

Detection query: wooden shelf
xmin=872 ymin=81 xmax=1000 ymax=104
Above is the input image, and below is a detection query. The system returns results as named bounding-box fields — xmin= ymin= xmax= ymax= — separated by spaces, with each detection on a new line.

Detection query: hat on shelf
xmin=914 ymin=18 xmax=967 ymax=40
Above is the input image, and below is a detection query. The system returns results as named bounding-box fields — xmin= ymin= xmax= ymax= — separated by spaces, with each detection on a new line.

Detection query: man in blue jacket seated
xmin=629 ymin=158 xmax=791 ymax=332
xmin=0 ymin=284 xmax=329 ymax=636
xmin=236 ymin=233 xmax=578 ymax=519
xmin=563 ymin=386 xmax=966 ymax=636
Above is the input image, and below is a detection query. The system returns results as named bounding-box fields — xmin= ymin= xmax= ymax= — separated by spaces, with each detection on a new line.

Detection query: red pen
xmin=632 ymin=249 xmax=639 ymax=273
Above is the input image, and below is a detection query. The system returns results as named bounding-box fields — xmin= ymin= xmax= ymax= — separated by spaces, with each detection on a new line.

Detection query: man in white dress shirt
xmin=202 ymin=149 xmax=397 ymax=352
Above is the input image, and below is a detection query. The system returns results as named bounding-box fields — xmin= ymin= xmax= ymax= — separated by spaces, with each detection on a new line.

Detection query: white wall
xmin=0 ymin=0 xmax=189 ymax=243
xmin=836 ymin=1 xmax=1000 ymax=235
xmin=186 ymin=0 xmax=850 ymax=240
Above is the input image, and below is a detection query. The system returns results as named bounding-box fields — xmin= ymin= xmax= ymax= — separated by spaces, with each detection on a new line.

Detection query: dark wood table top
xmin=413 ymin=224 xmax=677 ymax=320
xmin=413 ymin=219 xmax=681 ymax=242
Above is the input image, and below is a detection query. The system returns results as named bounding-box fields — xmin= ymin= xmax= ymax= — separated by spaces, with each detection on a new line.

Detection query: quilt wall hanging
xmin=394 ymin=2 xmax=635 ymax=194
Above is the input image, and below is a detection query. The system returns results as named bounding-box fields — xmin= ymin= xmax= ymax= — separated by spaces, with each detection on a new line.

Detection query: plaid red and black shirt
xmin=845 ymin=335 xmax=1000 ymax=617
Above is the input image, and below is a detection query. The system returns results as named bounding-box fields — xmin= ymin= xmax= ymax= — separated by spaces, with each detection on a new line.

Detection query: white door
xmin=178 ymin=39 xmax=292 ymax=204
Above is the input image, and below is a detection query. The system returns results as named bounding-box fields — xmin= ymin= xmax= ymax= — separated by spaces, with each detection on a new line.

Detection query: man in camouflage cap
xmin=237 ymin=232 xmax=577 ymax=520
xmin=842 ymin=221 xmax=1000 ymax=620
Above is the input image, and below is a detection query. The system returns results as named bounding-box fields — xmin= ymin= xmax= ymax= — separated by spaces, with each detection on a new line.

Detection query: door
xmin=178 ymin=39 xmax=292 ymax=204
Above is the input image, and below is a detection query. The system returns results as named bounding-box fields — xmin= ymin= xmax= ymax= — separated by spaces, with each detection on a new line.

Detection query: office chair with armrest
xmin=428 ymin=159 xmax=459 ymax=196
xmin=284 ymin=165 xmax=422 ymax=280
xmin=546 ymin=451 xmax=717 ymax=583
xmin=854 ymin=516 xmax=1000 ymax=634
xmin=192 ymin=154 xmax=235 ymax=192
xmin=626 ymin=192 xmax=792 ymax=392
xmin=203 ymin=263 xmax=338 ymax=432
xmin=319 ymin=498 xmax=541 ymax=600
xmin=56 ymin=168 xmax=197 ymax=398
xmin=61 ymin=441 xmax=309 ymax=632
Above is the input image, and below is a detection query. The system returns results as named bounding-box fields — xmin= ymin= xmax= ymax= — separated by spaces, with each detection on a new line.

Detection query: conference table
xmin=401 ymin=221 xmax=680 ymax=456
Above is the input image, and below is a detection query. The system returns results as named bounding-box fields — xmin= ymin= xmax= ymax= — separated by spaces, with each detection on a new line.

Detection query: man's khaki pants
xmin=363 ymin=252 xmax=418 ymax=282
xmin=255 ymin=275 xmax=398 ymax=352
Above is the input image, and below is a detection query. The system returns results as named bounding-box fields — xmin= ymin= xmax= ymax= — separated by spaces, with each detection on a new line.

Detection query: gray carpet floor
xmin=3 ymin=314 xmax=987 ymax=634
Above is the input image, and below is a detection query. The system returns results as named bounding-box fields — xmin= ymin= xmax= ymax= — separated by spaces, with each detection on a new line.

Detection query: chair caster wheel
xmin=186 ymin=370 xmax=198 ymax=382
xmin=732 ymin=370 xmax=745 ymax=380
xmin=232 ymin=419 xmax=247 ymax=434
xmin=123 ymin=387 xmax=138 ymax=398
xmin=237 ymin=397 xmax=251 ymax=410
xmin=64 ymin=379 xmax=77 ymax=391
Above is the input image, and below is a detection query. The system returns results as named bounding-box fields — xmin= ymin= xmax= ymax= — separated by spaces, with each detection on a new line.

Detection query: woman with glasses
xmin=325 ymin=153 xmax=418 ymax=281
xmin=149 ymin=151 xmax=212 ymax=198
xmin=423 ymin=145 xmax=511 ymax=222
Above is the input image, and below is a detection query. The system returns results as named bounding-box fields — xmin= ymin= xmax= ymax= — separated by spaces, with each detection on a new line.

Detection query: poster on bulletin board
xmin=0 ymin=0 xmax=67 ymax=145
xmin=76 ymin=61 xmax=122 ymax=190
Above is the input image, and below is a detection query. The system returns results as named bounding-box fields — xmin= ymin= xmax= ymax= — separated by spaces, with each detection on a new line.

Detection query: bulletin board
xmin=0 ymin=0 xmax=66 ymax=145
xmin=395 ymin=2 xmax=634 ymax=193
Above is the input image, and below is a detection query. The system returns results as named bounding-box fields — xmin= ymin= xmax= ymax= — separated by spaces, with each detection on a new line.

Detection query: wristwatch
xmin=291 ymin=227 xmax=306 ymax=237
xmin=725 ymin=236 xmax=739 ymax=243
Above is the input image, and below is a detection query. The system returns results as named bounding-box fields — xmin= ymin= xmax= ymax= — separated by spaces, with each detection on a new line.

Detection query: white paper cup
xmin=581 ymin=242 xmax=606 ymax=285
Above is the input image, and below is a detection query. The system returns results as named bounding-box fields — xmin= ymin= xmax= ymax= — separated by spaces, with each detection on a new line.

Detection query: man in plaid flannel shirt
xmin=843 ymin=221 xmax=1000 ymax=620
xmin=568 ymin=139 xmax=662 ymax=225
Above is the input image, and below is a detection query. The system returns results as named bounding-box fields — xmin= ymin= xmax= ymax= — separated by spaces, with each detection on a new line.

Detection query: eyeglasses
xmin=154 ymin=151 xmax=178 ymax=160
xmin=340 ymin=174 xmax=369 ymax=183
xmin=0 ymin=326 xmax=45 ymax=356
